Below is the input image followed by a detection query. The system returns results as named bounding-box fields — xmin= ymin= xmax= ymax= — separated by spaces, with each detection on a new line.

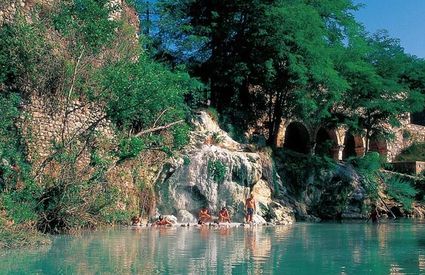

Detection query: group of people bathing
xmin=132 ymin=194 xmax=257 ymax=226
xmin=198 ymin=193 xmax=257 ymax=225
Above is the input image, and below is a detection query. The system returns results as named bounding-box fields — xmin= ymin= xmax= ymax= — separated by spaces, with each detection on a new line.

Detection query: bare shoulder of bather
xmin=246 ymin=194 xmax=256 ymax=209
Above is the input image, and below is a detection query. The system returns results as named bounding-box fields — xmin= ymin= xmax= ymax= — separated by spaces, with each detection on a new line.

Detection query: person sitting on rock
xmin=154 ymin=215 xmax=173 ymax=226
xmin=218 ymin=206 xmax=231 ymax=223
xmin=198 ymin=206 xmax=212 ymax=224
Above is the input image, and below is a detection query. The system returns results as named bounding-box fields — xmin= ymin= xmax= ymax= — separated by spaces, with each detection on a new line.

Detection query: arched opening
xmin=283 ymin=122 xmax=310 ymax=154
xmin=369 ymin=139 xmax=388 ymax=158
xmin=411 ymin=111 xmax=425 ymax=126
xmin=315 ymin=128 xmax=338 ymax=159
xmin=342 ymin=133 xmax=364 ymax=159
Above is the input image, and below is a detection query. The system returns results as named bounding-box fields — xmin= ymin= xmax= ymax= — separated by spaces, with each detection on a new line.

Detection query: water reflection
xmin=2 ymin=222 xmax=425 ymax=274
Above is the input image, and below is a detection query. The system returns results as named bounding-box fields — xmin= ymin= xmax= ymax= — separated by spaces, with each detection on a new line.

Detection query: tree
xmin=251 ymin=0 xmax=356 ymax=146
xmin=337 ymin=30 xmax=424 ymax=151
xmin=155 ymin=0 xmax=271 ymax=112
xmin=154 ymin=0 xmax=358 ymax=146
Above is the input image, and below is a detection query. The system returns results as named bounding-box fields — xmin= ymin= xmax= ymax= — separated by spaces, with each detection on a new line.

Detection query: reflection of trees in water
xmin=3 ymin=224 xmax=425 ymax=274
xmin=419 ymin=254 xmax=425 ymax=273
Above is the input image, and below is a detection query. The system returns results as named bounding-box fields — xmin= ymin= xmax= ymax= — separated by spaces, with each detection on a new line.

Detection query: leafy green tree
xmin=154 ymin=0 xmax=362 ymax=147
xmin=252 ymin=0 xmax=356 ymax=146
xmin=155 ymin=0 xmax=269 ymax=112
xmin=98 ymin=56 xmax=202 ymax=158
xmin=337 ymin=31 xmax=424 ymax=151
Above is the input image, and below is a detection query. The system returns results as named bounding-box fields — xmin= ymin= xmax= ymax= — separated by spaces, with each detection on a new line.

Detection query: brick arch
xmin=369 ymin=138 xmax=388 ymax=158
xmin=283 ymin=122 xmax=310 ymax=154
xmin=342 ymin=133 xmax=364 ymax=159
xmin=315 ymin=128 xmax=339 ymax=159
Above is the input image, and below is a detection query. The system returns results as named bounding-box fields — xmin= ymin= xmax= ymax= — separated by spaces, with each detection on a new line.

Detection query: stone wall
xmin=0 ymin=0 xmax=27 ymax=26
xmin=0 ymin=0 xmax=138 ymax=26
xmin=387 ymin=117 xmax=425 ymax=161
xmin=20 ymin=94 xmax=115 ymax=167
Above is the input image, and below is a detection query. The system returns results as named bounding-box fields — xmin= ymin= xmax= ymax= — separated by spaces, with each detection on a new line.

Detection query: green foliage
xmin=0 ymin=0 xmax=201 ymax=238
xmin=1 ymin=184 xmax=40 ymax=224
xmin=276 ymin=149 xmax=337 ymax=191
xmin=172 ymin=123 xmax=191 ymax=150
xmin=339 ymin=31 xmax=425 ymax=148
xmin=183 ymin=155 xmax=191 ymax=166
xmin=208 ymin=160 xmax=227 ymax=184
xmin=52 ymin=0 xmax=118 ymax=53
xmin=155 ymin=0 xmax=425 ymax=150
xmin=0 ymin=17 xmax=60 ymax=95
xmin=99 ymin=57 xmax=191 ymax=131
xmin=396 ymin=143 xmax=425 ymax=162
xmin=36 ymin=146 xmax=124 ymax=234
xmin=206 ymin=107 xmax=219 ymax=122
xmin=98 ymin=55 xmax=200 ymax=157
xmin=101 ymin=209 xmax=135 ymax=224
xmin=385 ymin=176 xmax=417 ymax=211
xmin=348 ymin=152 xmax=382 ymax=200
xmin=211 ymin=132 xmax=224 ymax=144
xmin=351 ymin=152 xmax=382 ymax=174
xmin=118 ymin=137 xmax=146 ymax=161
xmin=155 ymin=0 xmax=357 ymax=143
xmin=0 ymin=92 xmax=40 ymax=224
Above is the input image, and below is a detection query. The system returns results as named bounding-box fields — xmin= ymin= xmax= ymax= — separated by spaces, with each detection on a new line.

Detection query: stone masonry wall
xmin=387 ymin=116 xmax=425 ymax=162
xmin=0 ymin=0 xmax=27 ymax=26
xmin=20 ymin=94 xmax=115 ymax=167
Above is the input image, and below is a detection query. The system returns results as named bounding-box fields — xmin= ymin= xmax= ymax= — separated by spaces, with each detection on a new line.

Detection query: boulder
xmin=177 ymin=210 xmax=197 ymax=223
xmin=252 ymin=214 xmax=267 ymax=225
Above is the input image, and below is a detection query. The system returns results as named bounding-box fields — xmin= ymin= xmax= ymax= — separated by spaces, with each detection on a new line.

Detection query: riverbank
xmin=0 ymin=226 xmax=51 ymax=250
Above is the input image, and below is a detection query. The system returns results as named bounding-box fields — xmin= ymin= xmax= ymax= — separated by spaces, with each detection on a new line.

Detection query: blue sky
xmin=353 ymin=0 xmax=425 ymax=58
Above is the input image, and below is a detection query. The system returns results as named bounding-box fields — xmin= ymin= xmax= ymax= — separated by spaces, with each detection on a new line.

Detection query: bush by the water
xmin=384 ymin=176 xmax=417 ymax=211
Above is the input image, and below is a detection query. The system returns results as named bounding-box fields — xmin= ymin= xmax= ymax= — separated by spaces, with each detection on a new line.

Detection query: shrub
xmin=52 ymin=0 xmax=118 ymax=53
xmin=206 ymin=107 xmax=219 ymax=121
xmin=211 ymin=132 xmax=224 ymax=144
xmin=208 ymin=160 xmax=227 ymax=183
xmin=385 ymin=176 xmax=417 ymax=211
xmin=396 ymin=142 xmax=425 ymax=162
xmin=183 ymin=155 xmax=191 ymax=166
xmin=36 ymin=148 xmax=122 ymax=234
xmin=0 ymin=14 xmax=63 ymax=96
xmin=349 ymin=152 xmax=383 ymax=201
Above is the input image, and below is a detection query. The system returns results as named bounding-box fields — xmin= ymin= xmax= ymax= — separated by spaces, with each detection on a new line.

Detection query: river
xmin=1 ymin=221 xmax=425 ymax=274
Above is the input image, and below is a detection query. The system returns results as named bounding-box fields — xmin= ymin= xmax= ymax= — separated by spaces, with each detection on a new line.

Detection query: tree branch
xmin=134 ymin=120 xmax=184 ymax=137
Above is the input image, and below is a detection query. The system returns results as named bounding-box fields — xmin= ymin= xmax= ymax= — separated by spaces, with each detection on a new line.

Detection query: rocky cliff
xmin=155 ymin=111 xmax=295 ymax=224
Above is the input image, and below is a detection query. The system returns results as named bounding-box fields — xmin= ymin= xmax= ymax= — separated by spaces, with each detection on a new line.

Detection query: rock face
xmin=280 ymin=160 xmax=367 ymax=221
xmin=155 ymin=111 xmax=295 ymax=224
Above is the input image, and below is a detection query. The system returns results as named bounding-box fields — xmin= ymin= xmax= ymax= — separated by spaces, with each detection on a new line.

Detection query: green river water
xmin=1 ymin=221 xmax=425 ymax=274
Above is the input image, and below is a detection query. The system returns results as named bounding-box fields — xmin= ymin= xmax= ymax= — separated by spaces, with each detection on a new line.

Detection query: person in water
xmin=131 ymin=216 xmax=142 ymax=226
xmin=368 ymin=206 xmax=380 ymax=223
xmin=245 ymin=193 xmax=256 ymax=223
xmin=218 ymin=206 xmax=231 ymax=223
xmin=198 ymin=206 xmax=212 ymax=224
xmin=154 ymin=215 xmax=173 ymax=226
